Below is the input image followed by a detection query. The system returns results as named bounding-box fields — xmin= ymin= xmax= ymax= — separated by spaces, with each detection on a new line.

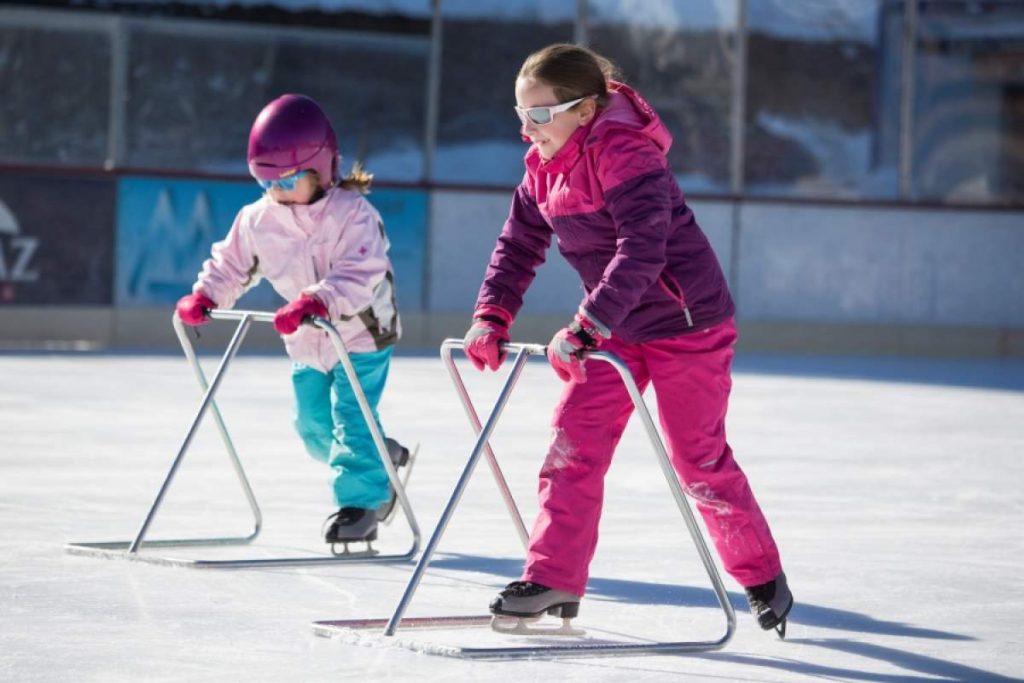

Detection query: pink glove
xmin=463 ymin=304 xmax=513 ymax=371
xmin=273 ymin=294 xmax=328 ymax=335
xmin=176 ymin=292 xmax=216 ymax=326
xmin=547 ymin=312 xmax=609 ymax=383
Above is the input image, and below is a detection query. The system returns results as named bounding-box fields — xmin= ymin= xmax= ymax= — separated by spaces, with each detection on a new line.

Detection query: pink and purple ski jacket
xmin=193 ymin=187 xmax=400 ymax=373
xmin=476 ymin=82 xmax=733 ymax=342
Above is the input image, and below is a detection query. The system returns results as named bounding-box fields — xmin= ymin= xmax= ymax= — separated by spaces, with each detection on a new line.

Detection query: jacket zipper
xmin=658 ymin=271 xmax=693 ymax=327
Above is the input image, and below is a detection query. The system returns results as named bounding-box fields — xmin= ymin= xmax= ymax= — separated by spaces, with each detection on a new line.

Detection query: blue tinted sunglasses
xmin=257 ymin=169 xmax=308 ymax=191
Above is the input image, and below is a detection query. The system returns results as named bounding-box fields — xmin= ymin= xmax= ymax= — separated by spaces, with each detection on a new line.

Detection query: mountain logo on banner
xmin=0 ymin=198 xmax=41 ymax=298
xmin=126 ymin=187 xmax=217 ymax=301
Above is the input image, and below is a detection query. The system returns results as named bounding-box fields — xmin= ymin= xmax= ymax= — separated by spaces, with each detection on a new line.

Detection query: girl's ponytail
xmin=338 ymin=161 xmax=373 ymax=194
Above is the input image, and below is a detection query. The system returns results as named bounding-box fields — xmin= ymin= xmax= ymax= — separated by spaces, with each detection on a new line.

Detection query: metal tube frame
xmin=313 ymin=339 xmax=735 ymax=659
xmin=65 ymin=309 xmax=421 ymax=568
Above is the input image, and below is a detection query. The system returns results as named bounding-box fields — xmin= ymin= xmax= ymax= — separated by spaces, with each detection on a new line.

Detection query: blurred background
xmin=0 ymin=0 xmax=1021 ymax=356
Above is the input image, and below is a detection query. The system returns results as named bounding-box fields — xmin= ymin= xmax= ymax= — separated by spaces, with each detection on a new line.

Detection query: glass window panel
xmin=913 ymin=1 xmax=1024 ymax=204
xmin=0 ymin=21 xmax=110 ymax=166
xmin=587 ymin=0 xmax=737 ymax=194
xmin=125 ymin=21 xmax=429 ymax=181
xmin=745 ymin=0 xmax=902 ymax=199
xmin=434 ymin=2 xmax=576 ymax=185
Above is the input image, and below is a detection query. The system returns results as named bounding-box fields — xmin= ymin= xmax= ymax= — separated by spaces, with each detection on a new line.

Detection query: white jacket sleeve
xmin=193 ymin=210 xmax=261 ymax=310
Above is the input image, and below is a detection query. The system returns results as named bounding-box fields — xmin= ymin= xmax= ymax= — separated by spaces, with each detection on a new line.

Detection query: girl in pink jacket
xmin=175 ymin=94 xmax=409 ymax=549
xmin=464 ymin=45 xmax=793 ymax=634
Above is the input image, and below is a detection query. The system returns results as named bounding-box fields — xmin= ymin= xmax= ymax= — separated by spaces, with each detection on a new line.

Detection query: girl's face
xmin=266 ymin=171 xmax=320 ymax=205
xmin=515 ymin=77 xmax=596 ymax=161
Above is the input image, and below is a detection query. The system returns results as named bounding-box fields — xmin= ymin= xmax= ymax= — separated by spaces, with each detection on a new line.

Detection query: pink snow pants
xmin=522 ymin=317 xmax=782 ymax=596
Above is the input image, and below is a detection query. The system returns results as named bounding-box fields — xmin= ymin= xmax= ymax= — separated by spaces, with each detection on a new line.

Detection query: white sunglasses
xmin=514 ymin=95 xmax=593 ymax=126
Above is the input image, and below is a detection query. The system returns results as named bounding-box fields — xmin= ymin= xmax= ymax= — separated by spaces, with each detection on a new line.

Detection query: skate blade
xmin=380 ymin=443 xmax=419 ymax=526
xmin=329 ymin=542 xmax=379 ymax=558
xmin=489 ymin=615 xmax=585 ymax=637
xmin=775 ymin=618 xmax=787 ymax=639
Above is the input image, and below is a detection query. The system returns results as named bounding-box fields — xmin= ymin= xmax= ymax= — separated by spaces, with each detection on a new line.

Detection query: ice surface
xmin=1 ymin=350 xmax=1022 ymax=681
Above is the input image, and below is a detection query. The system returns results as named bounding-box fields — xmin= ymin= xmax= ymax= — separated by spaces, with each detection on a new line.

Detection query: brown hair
xmin=518 ymin=43 xmax=619 ymax=108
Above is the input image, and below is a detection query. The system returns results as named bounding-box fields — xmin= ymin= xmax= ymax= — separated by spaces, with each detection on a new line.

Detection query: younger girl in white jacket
xmin=175 ymin=94 xmax=408 ymax=549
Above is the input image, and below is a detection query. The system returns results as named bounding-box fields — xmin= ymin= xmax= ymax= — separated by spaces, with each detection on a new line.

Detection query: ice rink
xmin=2 ymin=346 xmax=1023 ymax=682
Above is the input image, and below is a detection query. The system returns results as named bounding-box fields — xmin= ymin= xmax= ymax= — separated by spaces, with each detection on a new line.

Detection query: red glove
xmin=175 ymin=292 xmax=216 ymax=326
xmin=547 ymin=312 xmax=609 ymax=383
xmin=463 ymin=304 xmax=512 ymax=371
xmin=273 ymin=294 xmax=328 ymax=335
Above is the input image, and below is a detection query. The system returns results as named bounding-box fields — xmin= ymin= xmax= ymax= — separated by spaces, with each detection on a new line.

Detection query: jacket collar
xmin=529 ymin=119 xmax=593 ymax=175
xmin=525 ymin=81 xmax=672 ymax=176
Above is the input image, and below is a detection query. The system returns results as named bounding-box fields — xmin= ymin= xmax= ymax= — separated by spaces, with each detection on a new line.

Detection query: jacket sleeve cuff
xmin=578 ymin=306 xmax=611 ymax=338
xmin=473 ymin=303 xmax=514 ymax=327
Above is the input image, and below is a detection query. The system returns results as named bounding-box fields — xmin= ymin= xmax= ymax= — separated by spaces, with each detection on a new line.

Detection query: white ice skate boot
xmin=745 ymin=572 xmax=793 ymax=638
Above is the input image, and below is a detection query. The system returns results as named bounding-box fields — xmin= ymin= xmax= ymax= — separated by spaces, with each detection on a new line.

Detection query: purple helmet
xmin=247 ymin=94 xmax=338 ymax=190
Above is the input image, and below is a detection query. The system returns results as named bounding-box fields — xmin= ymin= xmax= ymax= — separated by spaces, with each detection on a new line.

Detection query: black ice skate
xmin=323 ymin=507 xmax=378 ymax=556
xmin=377 ymin=438 xmax=418 ymax=525
xmin=488 ymin=581 xmax=584 ymax=636
xmin=745 ymin=572 xmax=793 ymax=638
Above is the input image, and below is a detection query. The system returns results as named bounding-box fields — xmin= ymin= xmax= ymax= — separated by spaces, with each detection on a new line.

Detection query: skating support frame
xmin=313 ymin=339 xmax=735 ymax=659
xmin=65 ymin=310 xmax=421 ymax=568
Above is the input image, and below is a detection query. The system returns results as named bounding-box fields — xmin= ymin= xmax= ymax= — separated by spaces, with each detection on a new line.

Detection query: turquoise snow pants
xmin=291 ymin=347 xmax=393 ymax=509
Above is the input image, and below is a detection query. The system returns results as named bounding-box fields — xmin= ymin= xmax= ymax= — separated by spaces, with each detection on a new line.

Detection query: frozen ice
xmin=1 ymin=349 xmax=1022 ymax=681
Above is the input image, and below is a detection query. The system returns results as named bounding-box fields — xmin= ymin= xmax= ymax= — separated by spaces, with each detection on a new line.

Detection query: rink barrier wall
xmin=1 ymin=173 xmax=1022 ymax=357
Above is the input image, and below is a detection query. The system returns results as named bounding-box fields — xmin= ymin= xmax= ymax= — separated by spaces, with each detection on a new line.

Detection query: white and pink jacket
xmin=193 ymin=187 xmax=401 ymax=373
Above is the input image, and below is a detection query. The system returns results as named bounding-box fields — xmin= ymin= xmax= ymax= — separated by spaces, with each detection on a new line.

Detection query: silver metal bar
xmin=597 ymin=350 xmax=737 ymax=639
xmin=440 ymin=340 xmax=529 ymax=548
xmin=127 ymin=312 xmax=253 ymax=553
xmin=67 ymin=309 xmax=420 ymax=568
xmin=575 ymin=0 xmax=588 ymax=46
xmin=899 ymin=0 xmax=918 ymax=199
xmin=730 ymin=0 xmax=748 ymax=198
xmin=384 ymin=346 xmax=533 ymax=636
xmin=106 ymin=17 xmax=127 ymax=169
xmin=422 ymin=0 xmax=442 ymax=182
xmin=173 ymin=313 xmax=263 ymax=540
xmin=320 ymin=339 xmax=735 ymax=658
xmin=315 ymin=315 xmax=421 ymax=556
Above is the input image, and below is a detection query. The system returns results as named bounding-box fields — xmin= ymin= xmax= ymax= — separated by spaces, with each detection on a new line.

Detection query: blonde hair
xmin=338 ymin=161 xmax=373 ymax=194
xmin=518 ymin=43 xmax=619 ymax=108
xmin=304 ymin=162 xmax=373 ymax=195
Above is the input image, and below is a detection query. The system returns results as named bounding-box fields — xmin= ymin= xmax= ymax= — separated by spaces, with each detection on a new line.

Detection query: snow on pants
xmin=522 ymin=318 xmax=782 ymax=595
xmin=291 ymin=347 xmax=393 ymax=509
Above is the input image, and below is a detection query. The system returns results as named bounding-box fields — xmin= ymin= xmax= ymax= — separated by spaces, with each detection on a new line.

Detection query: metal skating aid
xmin=312 ymin=339 xmax=736 ymax=660
xmin=65 ymin=310 xmax=421 ymax=569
